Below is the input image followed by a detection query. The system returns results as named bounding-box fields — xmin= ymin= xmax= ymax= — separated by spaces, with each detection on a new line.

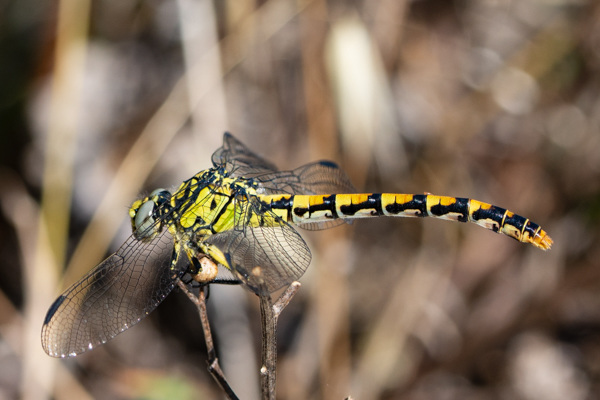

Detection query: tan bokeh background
xmin=1 ymin=0 xmax=599 ymax=399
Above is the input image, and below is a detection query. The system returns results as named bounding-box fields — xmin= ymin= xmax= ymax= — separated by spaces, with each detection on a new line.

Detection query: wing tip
xmin=43 ymin=295 xmax=66 ymax=326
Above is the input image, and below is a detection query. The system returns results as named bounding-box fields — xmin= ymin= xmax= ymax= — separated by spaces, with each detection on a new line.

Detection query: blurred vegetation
xmin=1 ymin=0 xmax=599 ymax=399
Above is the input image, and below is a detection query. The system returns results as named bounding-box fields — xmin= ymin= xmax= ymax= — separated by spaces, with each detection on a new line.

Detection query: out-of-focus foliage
xmin=1 ymin=0 xmax=599 ymax=399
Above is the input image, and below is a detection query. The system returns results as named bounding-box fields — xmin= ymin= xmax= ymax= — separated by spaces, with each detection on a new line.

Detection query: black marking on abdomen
xmin=269 ymin=196 xmax=293 ymax=213
xmin=293 ymin=194 xmax=339 ymax=219
xmin=502 ymin=212 xmax=528 ymax=232
xmin=310 ymin=194 xmax=339 ymax=219
xmin=471 ymin=205 xmax=507 ymax=232
xmin=429 ymin=197 xmax=470 ymax=222
xmin=339 ymin=194 xmax=383 ymax=217
xmin=268 ymin=196 xmax=296 ymax=223
xmin=522 ymin=220 xmax=540 ymax=238
xmin=385 ymin=194 xmax=428 ymax=217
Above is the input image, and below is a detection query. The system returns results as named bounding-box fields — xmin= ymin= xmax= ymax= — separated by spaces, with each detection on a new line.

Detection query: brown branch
xmin=176 ymin=279 xmax=239 ymax=400
xmin=259 ymin=281 xmax=302 ymax=400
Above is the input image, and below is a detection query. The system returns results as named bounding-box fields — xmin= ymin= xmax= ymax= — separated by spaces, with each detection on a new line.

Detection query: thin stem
xmin=176 ymin=279 xmax=239 ymax=400
xmin=259 ymin=282 xmax=302 ymax=400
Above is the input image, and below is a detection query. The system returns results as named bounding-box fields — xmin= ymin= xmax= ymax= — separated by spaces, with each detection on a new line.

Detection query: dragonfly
xmin=42 ymin=133 xmax=553 ymax=357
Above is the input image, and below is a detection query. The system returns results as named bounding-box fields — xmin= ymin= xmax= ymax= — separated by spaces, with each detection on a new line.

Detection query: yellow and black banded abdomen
xmin=261 ymin=193 xmax=552 ymax=250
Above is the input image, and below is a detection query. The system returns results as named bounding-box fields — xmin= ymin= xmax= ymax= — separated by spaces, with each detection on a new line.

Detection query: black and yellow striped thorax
xmin=165 ymin=169 xmax=260 ymax=236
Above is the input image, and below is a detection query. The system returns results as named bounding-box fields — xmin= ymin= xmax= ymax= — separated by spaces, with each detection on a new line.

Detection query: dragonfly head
xmin=129 ymin=188 xmax=171 ymax=240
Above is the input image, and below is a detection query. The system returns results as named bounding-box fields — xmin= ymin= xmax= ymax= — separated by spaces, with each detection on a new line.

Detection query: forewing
xmin=212 ymin=132 xmax=279 ymax=178
xmin=41 ymin=229 xmax=187 ymax=357
xmin=204 ymin=199 xmax=311 ymax=295
xmin=213 ymin=133 xmax=357 ymax=230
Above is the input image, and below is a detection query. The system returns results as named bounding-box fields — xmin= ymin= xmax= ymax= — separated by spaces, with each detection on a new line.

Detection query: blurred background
xmin=1 ymin=0 xmax=599 ymax=399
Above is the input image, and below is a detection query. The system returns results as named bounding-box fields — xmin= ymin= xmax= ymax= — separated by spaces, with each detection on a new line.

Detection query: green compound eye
xmin=133 ymin=189 xmax=171 ymax=240
xmin=134 ymin=200 xmax=156 ymax=238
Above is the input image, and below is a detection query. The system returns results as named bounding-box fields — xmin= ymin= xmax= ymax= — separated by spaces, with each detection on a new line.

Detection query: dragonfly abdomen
xmin=261 ymin=193 xmax=552 ymax=250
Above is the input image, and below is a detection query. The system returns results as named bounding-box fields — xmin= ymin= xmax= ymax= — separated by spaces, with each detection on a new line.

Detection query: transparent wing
xmin=213 ymin=133 xmax=357 ymax=230
xmin=213 ymin=133 xmax=355 ymax=193
xmin=41 ymin=228 xmax=187 ymax=357
xmin=258 ymin=161 xmax=358 ymax=230
xmin=204 ymin=198 xmax=311 ymax=295
xmin=255 ymin=161 xmax=357 ymax=195
xmin=212 ymin=132 xmax=280 ymax=178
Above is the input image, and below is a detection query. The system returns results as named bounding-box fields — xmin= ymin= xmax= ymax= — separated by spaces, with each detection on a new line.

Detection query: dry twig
xmin=259 ymin=282 xmax=302 ymax=400
xmin=176 ymin=279 xmax=239 ymax=400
